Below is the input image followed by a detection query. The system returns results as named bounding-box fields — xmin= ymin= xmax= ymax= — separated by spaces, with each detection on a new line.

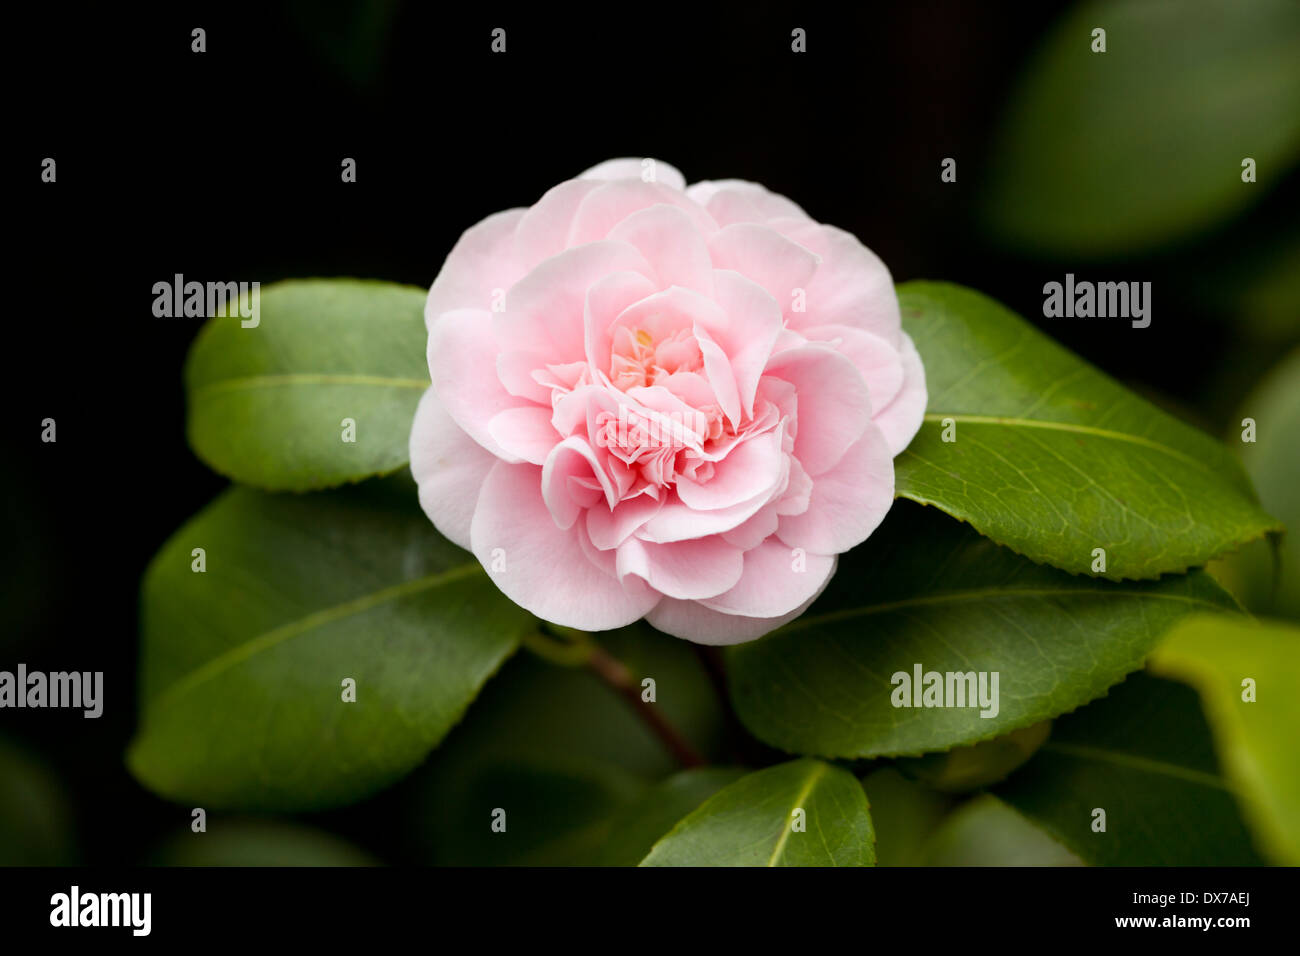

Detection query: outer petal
xmin=685 ymin=179 xmax=811 ymax=225
xmin=408 ymin=387 xmax=495 ymax=550
xmin=771 ymin=221 xmax=901 ymax=345
xmin=799 ymin=323 xmax=904 ymax=413
xmin=708 ymin=222 xmax=821 ymax=319
xmin=580 ymin=157 xmax=687 ymax=191
xmin=777 ymin=422 xmax=894 ymax=554
xmin=568 ymin=180 xmax=718 ymax=246
xmin=514 ymin=179 xmax=603 ymax=271
xmin=429 ymin=308 xmax=529 ymax=462
xmin=872 ymin=331 xmax=928 ymax=456
xmin=488 ymin=406 xmax=559 ymax=465
xmin=763 ymin=345 xmax=872 ymax=476
xmin=470 ymin=461 xmax=660 ymax=631
xmin=698 ymin=538 xmax=835 ymax=618
xmin=608 ymin=204 xmax=714 ymax=295
xmin=647 ymin=558 xmax=835 ymax=645
xmin=427 ymin=208 xmax=527 ymax=321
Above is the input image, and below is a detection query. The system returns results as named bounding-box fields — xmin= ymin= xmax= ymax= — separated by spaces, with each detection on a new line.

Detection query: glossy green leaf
xmin=411 ymin=625 xmax=728 ymax=866
xmin=997 ymin=672 xmax=1264 ymax=865
xmin=727 ymin=502 xmax=1238 ymax=758
xmin=640 ymin=759 xmax=875 ymax=867
xmin=185 ymin=279 xmax=429 ymax=491
xmin=148 ymin=819 xmax=378 ymax=866
xmin=895 ymin=721 xmax=1052 ymax=793
xmin=1211 ymin=348 xmax=1300 ymax=619
xmin=896 ymin=281 xmax=1279 ymax=579
xmin=597 ymin=767 xmax=748 ymax=866
xmin=920 ymin=794 xmax=1082 ymax=867
xmin=0 ymin=735 xmax=76 ymax=865
xmin=127 ymin=475 xmax=530 ymax=811
xmin=979 ymin=0 xmax=1300 ymax=256
xmin=860 ymin=768 xmax=952 ymax=866
xmin=1148 ymin=614 xmax=1300 ymax=864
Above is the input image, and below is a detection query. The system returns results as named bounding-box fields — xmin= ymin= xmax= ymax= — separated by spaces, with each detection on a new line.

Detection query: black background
xmin=4 ymin=0 xmax=1295 ymax=865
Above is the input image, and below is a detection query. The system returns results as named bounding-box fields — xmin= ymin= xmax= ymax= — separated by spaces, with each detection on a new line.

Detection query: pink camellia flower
xmin=410 ymin=159 xmax=926 ymax=644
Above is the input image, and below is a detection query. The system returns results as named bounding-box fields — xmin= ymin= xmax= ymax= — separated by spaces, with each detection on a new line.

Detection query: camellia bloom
xmin=410 ymin=159 xmax=926 ymax=643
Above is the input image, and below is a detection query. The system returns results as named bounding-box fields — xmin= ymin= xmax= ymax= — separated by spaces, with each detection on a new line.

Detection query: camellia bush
xmin=127 ymin=159 xmax=1298 ymax=867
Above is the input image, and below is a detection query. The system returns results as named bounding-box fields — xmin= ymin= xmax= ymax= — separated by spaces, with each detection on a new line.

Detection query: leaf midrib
xmin=144 ymin=562 xmax=482 ymax=717
xmin=1042 ymin=741 xmax=1228 ymax=791
xmin=772 ymin=587 xmax=1227 ymax=638
xmin=191 ymin=373 xmax=430 ymax=396
xmin=767 ymin=761 xmax=829 ymax=866
xmin=916 ymin=413 xmax=1216 ymax=476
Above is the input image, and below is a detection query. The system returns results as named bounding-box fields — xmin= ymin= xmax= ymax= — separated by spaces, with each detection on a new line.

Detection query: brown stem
xmin=586 ymin=645 xmax=705 ymax=768
xmin=693 ymin=643 xmax=785 ymax=769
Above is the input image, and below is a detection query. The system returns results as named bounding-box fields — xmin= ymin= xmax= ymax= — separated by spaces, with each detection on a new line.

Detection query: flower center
xmin=609 ymin=323 xmax=704 ymax=391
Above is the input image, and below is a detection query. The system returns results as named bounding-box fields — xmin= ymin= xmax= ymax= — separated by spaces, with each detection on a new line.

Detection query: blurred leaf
xmin=896 ymin=721 xmax=1052 ymax=793
xmin=149 ymin=819 xmax=377 ymax=866
xmin=597 ymin=767 xmax=747 ymax=866
xmin=727 ymin=502 xmax=1237 ymax=758
xmin=185 ymin=279 xmax=429 ymax=491
xmin=860 ymin=767 xmax=952 ymax=866
xmin=0 ymin=735 xmax=76 ymax=865
xmin=920 ymin=794 xmax=1082 ymax=866
xmin=1234 ymin=237 xmax=1300 ymax=340
xmin=413 ymin=626 xmax=727 ymax=866
xmin=1191 ymin=232 xmax=1300 ymax=342
xmin=1148 ymin=614 xmax=1300 ymax=864
xmin=286 ymin=0 xmax=400 ymax=89
xmin=128 ymin=475 xmax=529 ymax=811
xmin=997 ymin=672 xmax=1264 ymax=865
xmin=641 ymin=759 xmax=875 ymax=867
xmin=897 ymin=282 xmax=1280 ymax=578
xmin=1212 ymin=348 xmax=1300 ymax=618
xmin=979 ymin=0 xmax=1300 ymax=257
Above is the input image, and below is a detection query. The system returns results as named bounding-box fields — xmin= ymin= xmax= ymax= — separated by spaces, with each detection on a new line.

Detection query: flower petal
xmin=408 ymin=388 xmax=495 ymax=550
xmin=675 ymin=427 xmax=785 ymax=512
xmin=488 ymin=406 xmax=559 ymax=465
xmin=772 ymin=221 xmax=901 ymax=345
xmin=608 ymin=204 xmax=714 ymax=296
xmin=580 ymin=157 xmax=687 ymax=191
xmin=427 ymin=208 xmax=526 ymax=320
xmin=647 ymin=559 xmax=834 ymax=645
xmin=429 ymin=308 xmax=529 ymax=461
xmin=685 ymin=179 xmax=811 ymax=225
xmin=777 ymin=422 xmax=894 ymax=554
xmin=708 ymin=222 xmax=820 ymax=318
xmin=799 ymin=323 xmax=904 ymax=413
xmin=495 ymin=240 xmax=654 ymax=364
xmin=616 ymin=535 xmax=744 ymax=600
xmin=471 ymin=461 xmax=660 ymax=630
xmin=763 ymin=345 xmax=872 ymax=475
xmin=568 ymin=180 xmax=718 ymax=246
xmin=698 ymin=538 xmax=835 ymax=618
xmin=872 ymin=331 xmax=928 ymax=455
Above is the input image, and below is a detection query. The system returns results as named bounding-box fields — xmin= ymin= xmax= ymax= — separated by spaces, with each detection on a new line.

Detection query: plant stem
xmin=584 ymin=644 xmax=706 ymax=769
